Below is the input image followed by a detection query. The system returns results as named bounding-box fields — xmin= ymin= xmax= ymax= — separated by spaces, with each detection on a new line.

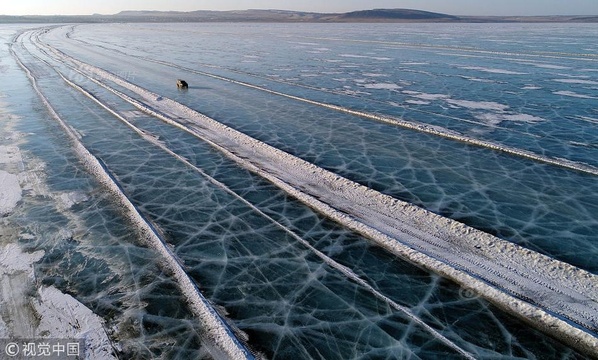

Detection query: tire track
xmin=11 ymin=32 xmax=256 ymax=360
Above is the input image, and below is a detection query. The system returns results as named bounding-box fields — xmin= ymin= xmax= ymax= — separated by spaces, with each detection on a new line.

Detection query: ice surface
xmin=35 ymin=34 xmax=598 ymax=354
xmin=2 ymin=33 xmax=254 ymax=358
xmin=5 ymin=23 xmax=598 ymax=359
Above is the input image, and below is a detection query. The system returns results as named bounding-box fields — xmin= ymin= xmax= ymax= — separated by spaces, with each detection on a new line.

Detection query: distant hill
xmin=111 ymin=9 xmax=330 ymax=22
xmin=0 ymin=8 xmax=596 ymax=23
xmin=339 ymin=9 xmax=460 ymax=21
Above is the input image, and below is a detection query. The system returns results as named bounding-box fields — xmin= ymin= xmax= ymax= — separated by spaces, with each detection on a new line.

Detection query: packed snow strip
xmin=58 ymin=71 xmax=476 ymax=360
xmin=44 ymin=45 xmax=598 ymax=356
xmin=11 ymin=45 xmax=255 ymax=360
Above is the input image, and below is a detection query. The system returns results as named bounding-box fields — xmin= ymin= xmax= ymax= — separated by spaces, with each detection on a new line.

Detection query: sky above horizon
xmin=2 ymin=0 xmax=597 ymax=16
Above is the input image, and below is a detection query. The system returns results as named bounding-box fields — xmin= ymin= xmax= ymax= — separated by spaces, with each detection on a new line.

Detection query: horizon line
xmin=1 ymin=8 xmax=595 ymax=18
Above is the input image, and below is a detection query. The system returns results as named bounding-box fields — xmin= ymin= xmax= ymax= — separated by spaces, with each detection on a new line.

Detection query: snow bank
xmin=0 ymin=170 xmax=21 ymax=216
xmin=32 ymin=286 xmax=116 ymax=359
xmin=0 ymin=244 xmax=116 ymax=359
xmin=0 ymin=244 xmax=44 ymax=277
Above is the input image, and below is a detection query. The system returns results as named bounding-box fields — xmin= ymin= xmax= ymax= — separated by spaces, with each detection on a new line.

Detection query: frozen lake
xmin=1 ymin=23 xmax=597 ymax=359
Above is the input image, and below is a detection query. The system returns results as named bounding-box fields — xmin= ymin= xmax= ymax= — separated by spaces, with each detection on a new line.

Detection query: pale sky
xmin=2 ymin=0 xmax=597 ymax=16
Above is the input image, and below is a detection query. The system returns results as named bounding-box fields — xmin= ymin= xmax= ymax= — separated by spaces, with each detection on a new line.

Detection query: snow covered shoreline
xmin=11 ymin=40 xmax=255 ymax=360
xmin=0 ymin=244 xmax=115 ymax=359
xmin=0 ymin=129 xmax=115 ymax=359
